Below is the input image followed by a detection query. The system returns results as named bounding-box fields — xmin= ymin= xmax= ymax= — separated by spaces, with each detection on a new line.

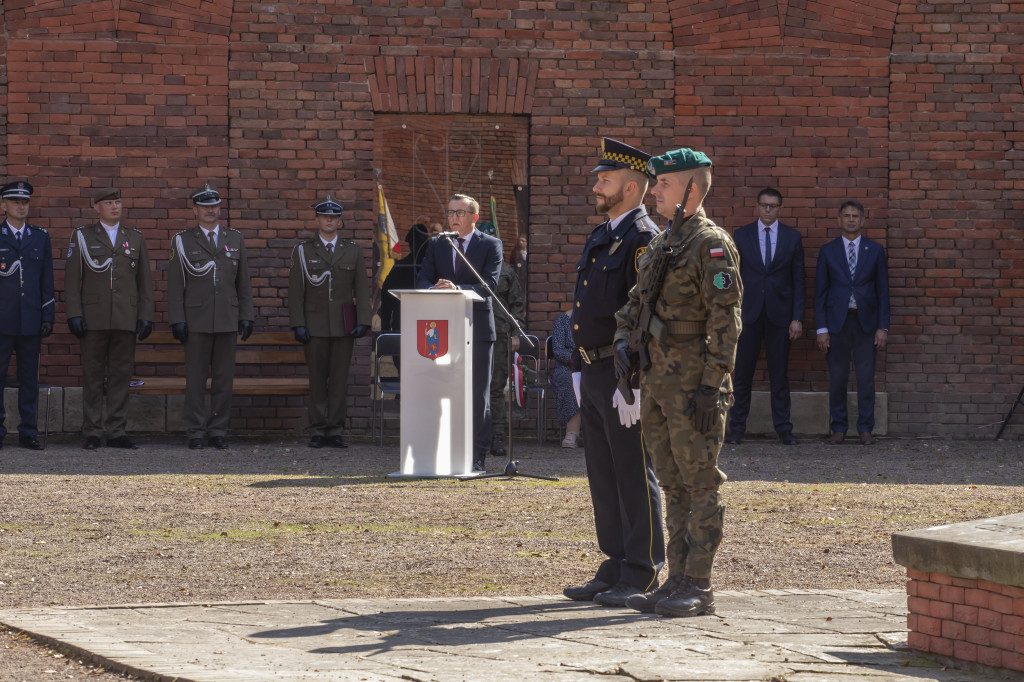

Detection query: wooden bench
xmin=131 ymin=331 xmax=309 ymax=395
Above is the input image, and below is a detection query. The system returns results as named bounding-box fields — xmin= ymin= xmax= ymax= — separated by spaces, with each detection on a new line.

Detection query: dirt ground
xmin=1 ymin=434 xmax=1022 ymax=680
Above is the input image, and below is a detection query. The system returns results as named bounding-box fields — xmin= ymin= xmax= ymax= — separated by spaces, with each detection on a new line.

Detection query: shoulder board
xmin=28 ymin=224 xmax=47 ymax=234
xmin=632 ymin=213 xmax=660 ymax=234
xmin=125 ymin=226 xmax=143 ymax=235
xmin=223 ymin=227 xmax=242 ymax=235
xmin=174 ymin=228 xmax=192 ymax=237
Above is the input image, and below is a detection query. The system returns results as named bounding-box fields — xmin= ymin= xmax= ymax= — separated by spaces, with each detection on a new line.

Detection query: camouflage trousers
xmin=640 ymin=380 xmax=731 ymax=580
xmin=490 ymin=333 xmax=511 ymax=434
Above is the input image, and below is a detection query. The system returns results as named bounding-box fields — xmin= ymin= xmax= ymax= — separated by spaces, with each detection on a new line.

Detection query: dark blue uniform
xmin=0 ymin=222 xmax=55 ymax=442
xmin=570 ymin=206 xmax=665 ymax=591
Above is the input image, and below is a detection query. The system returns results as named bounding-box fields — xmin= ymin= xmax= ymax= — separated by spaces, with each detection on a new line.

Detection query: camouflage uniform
xmin=615 ymin=207 xmax=742 ymax=580
xmin=490 ymin=262 xmax=525 ymax=438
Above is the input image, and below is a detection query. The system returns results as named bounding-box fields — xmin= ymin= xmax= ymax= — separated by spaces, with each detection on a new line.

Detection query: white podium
xmin=387 ymin=289 xmax=481 ymax=478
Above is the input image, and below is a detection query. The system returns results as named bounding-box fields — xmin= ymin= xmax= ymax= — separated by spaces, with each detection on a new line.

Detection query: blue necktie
xmin=848 ymin=241 xmax=857 ymax=307
xmin=763 ymin=228 xmax=772 ymax=269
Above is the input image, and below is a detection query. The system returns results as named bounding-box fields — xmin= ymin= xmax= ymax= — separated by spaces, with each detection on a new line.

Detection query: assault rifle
xmin=615 ymin=178 xmax=695 ymax=405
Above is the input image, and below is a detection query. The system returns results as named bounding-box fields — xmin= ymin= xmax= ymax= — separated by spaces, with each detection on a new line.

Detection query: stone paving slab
xmin=0 ymin=590 xmax=1010 ymax=681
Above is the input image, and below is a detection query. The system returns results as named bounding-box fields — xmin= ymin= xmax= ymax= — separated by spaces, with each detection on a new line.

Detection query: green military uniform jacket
xmin=615 ymin=208 xmax=742 ymax=391
xmin=493 ymin=262 xmax=525 ymax=335
xmin=288 ymin=237 xmax=370 ymax=337
xmin=65 ymin=223 xmax=154 ymax=331
xmin=168 ymin=226 xmax=254 ymax=333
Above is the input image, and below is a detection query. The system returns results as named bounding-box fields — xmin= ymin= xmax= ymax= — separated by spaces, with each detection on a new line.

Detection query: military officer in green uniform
xmin=288 ymin=196 xmax=370 ymax=449
xmin=476 ymin=222 xmax=525 ymax=457
xmin=66 ymin=188 xmax=154 ymax=450
xmin=613 ymin=148 xmax=742 ymax=618
xmin=168 ymin=184 xmax=254 ymax=451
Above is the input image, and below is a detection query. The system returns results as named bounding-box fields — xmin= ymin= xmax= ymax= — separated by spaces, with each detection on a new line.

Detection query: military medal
xmin=123 ymin=240 xmax=131 ymax=256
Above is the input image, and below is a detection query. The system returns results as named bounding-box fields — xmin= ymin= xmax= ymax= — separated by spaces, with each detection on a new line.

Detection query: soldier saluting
xmin=66 ymin=188 xmax=154 ymax=450
xmin=614 ymin=148 xmax=742 ymax=617
xmin=168 ymin=184 xmax=254 ymax=451
xmin=288 ymin=196 xmax=370 ymax=449
xmin=0 ymin=181 xmax=54 ymax=451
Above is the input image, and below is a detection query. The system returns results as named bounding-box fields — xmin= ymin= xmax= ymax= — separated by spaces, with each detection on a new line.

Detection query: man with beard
xmin=563 ymin=139 xmax=665 ymax=607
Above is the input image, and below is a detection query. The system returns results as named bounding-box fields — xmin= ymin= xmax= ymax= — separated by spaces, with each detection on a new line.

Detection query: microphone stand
xmin=438 ymin=233 xmax=556 ymax=482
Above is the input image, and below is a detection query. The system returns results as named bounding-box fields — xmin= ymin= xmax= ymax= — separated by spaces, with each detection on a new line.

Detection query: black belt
xmin=578 ymin=344 xmax=615 ymax=364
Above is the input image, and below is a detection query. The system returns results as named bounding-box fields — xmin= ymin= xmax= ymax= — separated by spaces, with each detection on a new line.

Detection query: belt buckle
xmin=578 ymin=347 xmax=592 ymax=365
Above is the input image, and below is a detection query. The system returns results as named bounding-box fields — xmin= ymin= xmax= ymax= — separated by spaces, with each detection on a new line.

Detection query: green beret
xmin=92 ymin=188 xmax=120 ymax=203
xmin=646 ymin=148 xmax=712 ymax=177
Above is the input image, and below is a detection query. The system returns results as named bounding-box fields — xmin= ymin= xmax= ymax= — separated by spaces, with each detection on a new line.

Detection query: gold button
xmin=573 ymin=324 xmax=579 ymax=330
xmin=583 ymin=280 xmax=588 ymax=286
xmin=591 ymin=257 xmax=596 ymax=263
xmin=575 ymin=302 xmax=580 ymax=307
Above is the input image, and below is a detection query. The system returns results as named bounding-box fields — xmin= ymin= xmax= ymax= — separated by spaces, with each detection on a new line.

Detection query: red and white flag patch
xmin=709 ymin=247 xmax=724 ymax=258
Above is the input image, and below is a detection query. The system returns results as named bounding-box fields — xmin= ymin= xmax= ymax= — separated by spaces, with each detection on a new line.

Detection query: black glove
xmin=351 ymin=324 xmax=369 ymax=339
xmin=40 ymin=322 xmax=53 ymax=339
xmin=692 ymin=385 xmax=722 ymax=434
xmin=293 ymin=326 xmax=311 ymax=345
xmin=613 ymin=339 xmax=632 ymax=380
xmin=68 ymin=316 xmax=87 ymax=339
xmin=136 ymin=319 xmax=153 ymax=341
xmin=171 ymin=322 xmax=188 ymax=344
xmin=238 ymin=319 xmax=253 ymax=342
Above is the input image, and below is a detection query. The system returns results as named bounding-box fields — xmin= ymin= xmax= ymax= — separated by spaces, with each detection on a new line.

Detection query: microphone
xmin=436 ymin=231 xmax=460 ymax=238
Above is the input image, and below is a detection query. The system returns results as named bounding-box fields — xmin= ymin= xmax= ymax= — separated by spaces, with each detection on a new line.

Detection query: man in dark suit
xmin=416 ymin=194 xmax=503 ymax=472
xmin=814 ymin=199 xmax=890 ymax=445
xmin=0 ymin=180 xmax=54 ymax=450
xmin=726 ymin=188 xmax=805 ymax=445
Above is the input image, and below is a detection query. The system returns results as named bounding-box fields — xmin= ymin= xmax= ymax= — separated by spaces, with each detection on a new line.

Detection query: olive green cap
xmin=92 ymin=188 xmax=120 ymax=203
xmin=646 ymin=148 xmax=712 ymax=177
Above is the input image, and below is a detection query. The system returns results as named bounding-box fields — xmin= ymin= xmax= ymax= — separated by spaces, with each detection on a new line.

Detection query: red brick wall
xmin=1 ymin=1 xmax=1022 ymax=435
xmin=906 ymin=569 xmax=1024 ymax=671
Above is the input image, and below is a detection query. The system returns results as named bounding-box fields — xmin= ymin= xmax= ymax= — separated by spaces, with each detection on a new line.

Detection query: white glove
xmin=572 ymin=372 xmax=582 ymax=407
xmin=612 ymin=388 xmax=641 ymax=428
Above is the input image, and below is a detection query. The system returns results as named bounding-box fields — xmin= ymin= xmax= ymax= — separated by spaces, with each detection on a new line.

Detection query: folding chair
xmin=371 ymin=332 xmax=401 ymax=446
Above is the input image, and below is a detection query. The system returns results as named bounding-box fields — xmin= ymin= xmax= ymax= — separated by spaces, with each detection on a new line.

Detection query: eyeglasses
xmin=446 ymin=209 xmax=471 ymax=218
xmin=758 ymin=202 xmax=780 ymax=209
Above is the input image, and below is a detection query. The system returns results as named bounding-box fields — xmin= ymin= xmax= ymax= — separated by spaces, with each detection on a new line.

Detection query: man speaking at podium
xmin=416 ymin=194 xmax=503 ymax=473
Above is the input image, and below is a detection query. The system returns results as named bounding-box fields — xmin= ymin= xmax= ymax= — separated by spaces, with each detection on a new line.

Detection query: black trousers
xmin=729 ymin=313 xmax=793 ymax=435
xmin=579 ymin=358 xmax=665 ymax=590
xmin=827 ymin=311 xmax=877 ymax=434
xmin=0 ymin=334 xmax=41 ymax=440
xmin=471 ymin=336 xmax=493 ymax=458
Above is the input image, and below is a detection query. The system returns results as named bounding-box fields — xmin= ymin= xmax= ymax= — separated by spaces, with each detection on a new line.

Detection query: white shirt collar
xmin=320 ymin=235 xmax=337 ymax=248
xmin=202 ymin=225 xmax=220 ymax=239
xmin=759 ymin=220 xmax=778 ymax=233
xmin=843 ymin=235 xmax=861 ymax=249
xmin=7 ymin=222 xmax=25 ymax=237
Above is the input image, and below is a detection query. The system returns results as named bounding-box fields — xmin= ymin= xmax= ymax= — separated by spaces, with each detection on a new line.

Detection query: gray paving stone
xmin=0 ymin=590 xmax=1012 ymax=681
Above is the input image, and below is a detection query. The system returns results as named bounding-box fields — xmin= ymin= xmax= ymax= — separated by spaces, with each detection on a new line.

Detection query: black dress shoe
xmin=472 ymin=458 xmax=486 ymax=473
xmin=724 ymin=432 xmax=742 ymax=445
xmin=778 ymin=432 xmax=799 ymax=445
xmin=209 ymin=436 xmax=229 ymax=450
xmin=83 ymin=436 xmax=102 ymax=450
xmin=18 ymin=436 xmax=43 ymax=451
xmin=308 ymin=436 xmax=324 ymax=449
xmin=107 ymin=435 xmax=138 ymax=449
xmin=594 ymin=583 xmax=647 ymax=607
xmin=327 ymin=435 xmax=348 ymax=449
xmin=188 ymin=438 xmax=205 ymax=450
xmin=563 ymin=579 xmax=613 ymax=601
